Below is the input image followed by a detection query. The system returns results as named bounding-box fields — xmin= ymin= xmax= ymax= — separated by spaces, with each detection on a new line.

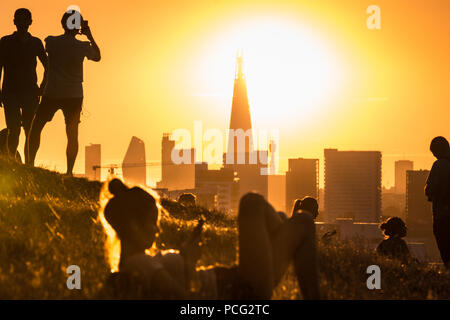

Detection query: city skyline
xmin=0 ymin=0 xmax=447 ymax=188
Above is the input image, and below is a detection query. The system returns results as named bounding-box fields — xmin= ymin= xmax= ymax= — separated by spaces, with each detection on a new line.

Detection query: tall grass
xmin=0 ymin=156 xmax=449 ymax=299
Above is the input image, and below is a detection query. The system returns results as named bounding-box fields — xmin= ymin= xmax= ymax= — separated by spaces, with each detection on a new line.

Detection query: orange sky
xmin=1 ymin=0 xmax=449 ymax=188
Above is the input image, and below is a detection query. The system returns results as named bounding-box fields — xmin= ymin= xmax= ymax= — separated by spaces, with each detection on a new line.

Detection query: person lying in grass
xmin=99 ymin=179 xmax=320 ymax=299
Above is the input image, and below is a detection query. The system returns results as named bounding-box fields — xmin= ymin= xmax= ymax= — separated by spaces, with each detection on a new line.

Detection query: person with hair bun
xmin=376 ymin=217 xmax=411 ymax=263
xmin=292 ymin=197 xmax=319 ymax=220
xmin=178 ymin=193 xmax=196 ymax=207
xmin=100 ymin=179 xmax=202 ymax=299
xmin=99 ymin=184 xmax=320 ymax=300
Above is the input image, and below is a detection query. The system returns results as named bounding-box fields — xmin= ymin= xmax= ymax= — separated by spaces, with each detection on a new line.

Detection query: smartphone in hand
xmin=80 ymin=20 xmax=89 ymax=35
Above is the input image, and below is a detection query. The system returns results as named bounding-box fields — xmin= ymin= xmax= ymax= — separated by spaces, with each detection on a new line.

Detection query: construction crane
xmin=92 ymin=162 xmax=161 ymax=175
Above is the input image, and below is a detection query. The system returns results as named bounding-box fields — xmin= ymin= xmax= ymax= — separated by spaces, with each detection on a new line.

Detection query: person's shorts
xmin=35 ymin=96 xmax=83 ymax=126
xmin=2 ymin=91 xmax=39 ymax=131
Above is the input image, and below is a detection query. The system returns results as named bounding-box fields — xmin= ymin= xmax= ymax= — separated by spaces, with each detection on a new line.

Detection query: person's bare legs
xmin=238 ymin=193 xmax=319 ymax=299
xmin=26 ymin=113 xmax=47 ymax=166
xmin=23 ymin=98 xmax=39 ymax=164
xmin=2 ymin=94 xmax=21 ymax=158
xmin=65 ymin=120 xmax=79 ymax=175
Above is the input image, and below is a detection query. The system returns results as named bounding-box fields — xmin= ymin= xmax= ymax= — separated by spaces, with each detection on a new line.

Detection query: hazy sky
xmin=1 ymin=0 xmax=449 ymax=187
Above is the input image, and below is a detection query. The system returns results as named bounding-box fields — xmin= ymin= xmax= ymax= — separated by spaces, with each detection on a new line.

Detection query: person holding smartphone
xmin=26 ymin=10 xmax=101 ymax=175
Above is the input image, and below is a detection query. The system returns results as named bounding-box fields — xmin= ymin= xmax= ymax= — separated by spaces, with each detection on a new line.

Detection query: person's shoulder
xmin=432 ymin=158 xmax=450 ymax=169
xmin=0 ymin=34 xmax=15 ymax=43
xmin=104 ymin=196 xmax=118 ymax=209
xmin=30 ymin=36 xmax=45 ymax=49
xmin=44 ymin=35 xmax=56 ymax=44
xmin=45 ymin=35 xmax=66 ymax=43
xmin=397 ymin=238 xmax=409 ymax=246
xmin=440 ymin=157 xmax=450 ymax=166
xmin=161 ymin=250 xmax=183 ymax=264
xmin=378 ymin=238 xmax=392 ymax=250
xmin=129 ymin=187 xmax=155 ymax=201
xmin=30 ymin=35 xmax=43 ymax=43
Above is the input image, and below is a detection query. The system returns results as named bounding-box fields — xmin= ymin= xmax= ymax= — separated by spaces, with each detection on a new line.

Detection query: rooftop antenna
xmin=235 ymin=48 xmax=244 ymax=79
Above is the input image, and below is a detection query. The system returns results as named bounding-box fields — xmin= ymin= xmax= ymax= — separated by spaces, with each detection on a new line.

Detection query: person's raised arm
xmin=81 ymin=25 xmax=101 ymax=62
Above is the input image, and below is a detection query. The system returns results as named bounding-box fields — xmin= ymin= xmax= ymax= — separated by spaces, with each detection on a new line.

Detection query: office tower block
xmin=285 ymin=158 xmax=319 ymax=215
xmin=122 ymin=136 xmax=146 ymax=186
xmin=324 ymin=149 xmax=382 ymax=223
xmin=85 ymin=144 xmax=101 ymax=181
xmin=395 ymin=160 xmax=414 ymax=194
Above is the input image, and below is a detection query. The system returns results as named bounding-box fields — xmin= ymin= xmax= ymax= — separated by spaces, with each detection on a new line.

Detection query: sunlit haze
xmin=1 ymin=0 xmax=449 ymax=188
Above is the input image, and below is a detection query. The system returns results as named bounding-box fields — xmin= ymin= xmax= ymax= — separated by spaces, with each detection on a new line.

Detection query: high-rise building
xmin=85 ymin=144 xmax=101 ymax=181
xmin=395 ymin=160 xmax=414 ymax=194
xmin=223 ymin=50 xmax=268 ymax=199
xmin=268 ymin=174 xmax=286 ymax=213
xmin=195 ymin=164 xmax=240 ymax=215
xmin=406 ymin=170 xmax=432 ymax=227
xmin=285 ymin=158 xmax=319 ymax=216
xmin=157 ymin=133 xmax=196 ymax=190
xmin=226 ymin=49 xmax=253 ymax=161
xmin=122 ymin=136 xmax=146 ymax=186
xmin=324 ymin=149 xmax=382 ymax=223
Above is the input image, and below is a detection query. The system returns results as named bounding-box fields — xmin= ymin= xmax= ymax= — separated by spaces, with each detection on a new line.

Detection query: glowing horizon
xmin=0 ymin=0 xmax=449 ymax=188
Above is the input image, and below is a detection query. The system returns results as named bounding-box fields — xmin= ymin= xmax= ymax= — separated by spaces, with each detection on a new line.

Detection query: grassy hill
xmin=0 ymin=156 xmax=449 ymax=299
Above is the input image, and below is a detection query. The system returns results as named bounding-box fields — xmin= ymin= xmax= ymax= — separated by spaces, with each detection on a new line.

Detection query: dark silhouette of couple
xmin=0 ymin=8 xmax=101 ymax=175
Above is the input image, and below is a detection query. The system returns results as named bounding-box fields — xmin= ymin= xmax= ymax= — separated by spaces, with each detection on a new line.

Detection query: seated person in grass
xmin=376 ymin=217 xmax=411 ymax=263
xmin=99 ymin=178 xmax=200 ymax=299
xmin=292 ymin=197 xmax=336 ymax=243
xmin=99 ymin=179 xmax=320 ymax=300
xmin=178 ymin=193 xmax=196 ymax=207
xmin=292 ymin=197 xmax=319 ymax=220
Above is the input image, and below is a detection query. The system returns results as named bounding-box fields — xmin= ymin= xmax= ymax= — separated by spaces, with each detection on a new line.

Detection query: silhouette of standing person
xmin=425 ymin=136 xmax=450 ymax=268
xmin=376 ymin=217 xmax=411 ymax=264
xmin=27 ymin=10 xmax=101 ymax=175
xmin=0 ymin=8 xmax=48 ymax=161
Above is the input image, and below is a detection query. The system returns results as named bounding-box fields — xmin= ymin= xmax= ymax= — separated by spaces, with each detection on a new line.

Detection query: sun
xmin=196 ymin=16 xmax=343 ymax=129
